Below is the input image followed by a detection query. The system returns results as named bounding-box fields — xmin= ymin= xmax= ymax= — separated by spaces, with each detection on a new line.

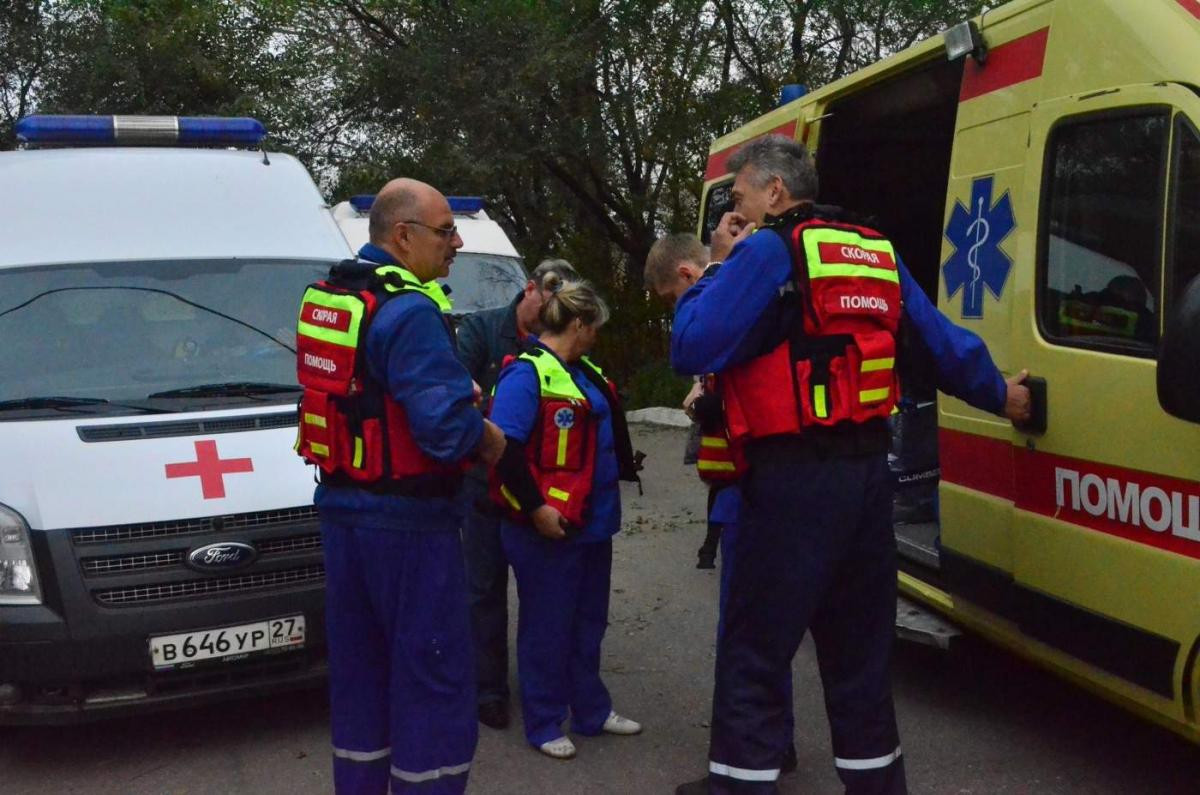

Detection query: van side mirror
xmin=1158 ymin=275 xmax=1200 ymax=423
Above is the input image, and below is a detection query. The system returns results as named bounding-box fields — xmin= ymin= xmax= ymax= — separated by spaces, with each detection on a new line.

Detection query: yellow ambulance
xmin=699 ymin=0 xmax=1200 ymax=742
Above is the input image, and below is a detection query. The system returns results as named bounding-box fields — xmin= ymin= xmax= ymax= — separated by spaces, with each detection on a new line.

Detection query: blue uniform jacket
xmin=671 ymin=229 xmax=1007 ymax=414
xmin=489 ymin=340 xmax=621 ymax=543
xmin=314 ymin=243 xmax=484 ymax=528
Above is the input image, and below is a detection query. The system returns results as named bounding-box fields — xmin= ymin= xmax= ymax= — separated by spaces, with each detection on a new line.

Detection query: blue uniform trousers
xmin=459 ymin=476 xmax=510 ymax=706
xmin=717 ymin=523 xmax=795 ymax=751
xmin=500 ymin=521 xmax=614 ymax=747
xmin=321 ymin=516 xmax=477 ymax=794
xmin=708 ymin=442 xmax=905 ymax=794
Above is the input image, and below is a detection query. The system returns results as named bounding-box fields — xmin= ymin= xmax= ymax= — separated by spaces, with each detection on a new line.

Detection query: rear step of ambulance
xmin=893 ymin=521 xmax=961 ymax=649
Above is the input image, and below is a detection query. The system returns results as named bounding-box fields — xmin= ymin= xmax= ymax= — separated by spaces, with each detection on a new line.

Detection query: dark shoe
xmin=781 ymin=743 xmax=798 ymax=775
xmin=675 ymin=777 xmax=710 ymax=795
xmin=696 ymin=552 xmax=716 ymax=570
xmin=477 ymin=700 xmax=509 ymax=730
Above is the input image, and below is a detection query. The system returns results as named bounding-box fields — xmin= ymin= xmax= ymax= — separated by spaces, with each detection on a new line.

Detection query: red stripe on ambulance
xmin=705 ymin=120 xmax=798 ymax=181
xmin=959 ymin=28 xmax=1050 ymax=102
xmin=939 ymin=428 xmax=1014 ymax=500
xmin=1179 ymin=0 xmax=1200 ymax=21
xmin=940 ymin=428 xmax=1200 ymax=560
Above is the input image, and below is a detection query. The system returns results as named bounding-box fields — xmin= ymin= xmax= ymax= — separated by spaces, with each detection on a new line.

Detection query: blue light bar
xmin=177 ymin=117 xmax=266 ymax=146
xmin=14 ymin=115 xmax=266 ymax=147
xmin=349 ymin=194 xmax=375 ymax=213
xmin=448 ymin=196 xmax=485 ymax=214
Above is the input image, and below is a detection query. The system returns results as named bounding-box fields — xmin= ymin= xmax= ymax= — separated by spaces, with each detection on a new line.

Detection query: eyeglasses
xmin=402 ymin=220 xmax=458 ymax=239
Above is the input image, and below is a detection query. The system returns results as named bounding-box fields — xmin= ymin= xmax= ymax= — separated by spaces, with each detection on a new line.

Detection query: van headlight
xmin=0 ymin=504 xmax=41 ymax=605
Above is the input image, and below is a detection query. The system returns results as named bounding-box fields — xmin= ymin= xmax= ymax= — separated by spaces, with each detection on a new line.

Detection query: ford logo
xmin=187 ymin=542 xmax=257 ymax=572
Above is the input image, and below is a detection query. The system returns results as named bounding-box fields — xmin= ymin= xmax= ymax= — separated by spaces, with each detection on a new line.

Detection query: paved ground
xmin=4 ymin=424 xmax=1200 ymax=793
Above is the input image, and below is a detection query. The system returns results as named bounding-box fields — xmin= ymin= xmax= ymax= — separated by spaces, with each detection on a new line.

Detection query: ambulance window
xmin=701 ymin=179 xmax=733 ymax=245
xmin=1040 ymin=112 xmax=1169 ymax=355
xmin=1168 ymin=117 xmax=1200 ymax=315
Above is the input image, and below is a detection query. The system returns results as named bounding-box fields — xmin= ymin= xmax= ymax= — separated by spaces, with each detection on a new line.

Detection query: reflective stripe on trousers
xmin=709 ymin=762 xmax=780 ymax=782
xmin=391 ymin=762 xmax=472 ymax=783
xmin=333 ymin=746 xmax=391 ymax=762
xmin=835 ymin=747 xmax=902 ymax=771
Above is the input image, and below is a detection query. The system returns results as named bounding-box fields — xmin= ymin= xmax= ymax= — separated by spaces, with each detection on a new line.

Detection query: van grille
xmin=81 ymin=551 xmax=184 ymax=576
xmin=79 ymin=532 xmax=323 ymax=577
xmin=69 ymin=506 xmax=325 ymax=608
xmin=256 ymin=533 xmax=323 ymax=556
xmin=94 ymin=565 xmax=326 ymax=606
xmin=72 ymin=507 xmax=319 ymax=545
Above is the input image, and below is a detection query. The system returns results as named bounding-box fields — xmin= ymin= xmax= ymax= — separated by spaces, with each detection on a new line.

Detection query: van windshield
xmin=0 ymin=259 xmax=334 ymax=411
xmin=441 ymin=253 xmax=527 ymax=314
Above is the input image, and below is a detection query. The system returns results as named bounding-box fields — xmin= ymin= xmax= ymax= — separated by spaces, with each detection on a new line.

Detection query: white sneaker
xmin=601 ymin=710 xmax=642 ymax=735
xmin=538 ymin=736 xmax=577 ymax=759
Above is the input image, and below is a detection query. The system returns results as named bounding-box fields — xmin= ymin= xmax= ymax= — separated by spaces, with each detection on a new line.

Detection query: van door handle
xmin=1016 ymin=375 xmax=1047 ymax=435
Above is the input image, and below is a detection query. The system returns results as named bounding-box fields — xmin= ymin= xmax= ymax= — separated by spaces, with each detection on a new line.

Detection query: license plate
xmin=149 ymin=615 xmax=305 ymax=670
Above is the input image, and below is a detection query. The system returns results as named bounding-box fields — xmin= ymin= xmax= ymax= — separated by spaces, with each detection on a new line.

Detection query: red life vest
xmin=722 ymin=214 xmax=903 ymax=441
xmin=488 ymin=348 xmax=612 ymax=527
xmin=695 ymin=375 xmax=746 ymax=483
xmin=294 ymin=260 xmax=465 ymax=485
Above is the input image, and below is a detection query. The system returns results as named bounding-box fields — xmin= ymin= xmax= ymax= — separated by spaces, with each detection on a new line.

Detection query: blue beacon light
xmin=15 ymin=115 xmax=267 ymax=147
xmin=447 ymin=196 xmax=485 ymax=214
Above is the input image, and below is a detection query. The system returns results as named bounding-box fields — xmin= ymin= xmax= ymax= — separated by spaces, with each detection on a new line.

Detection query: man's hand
xmin=530 ymin=504 xmax=567 ymax=540
xmin=477 ymin=419 xmax=507 ymax=467
xmin=710 ymin=211 xmax=756 ymax=262
xmin=682 ymin=381 xmax=704 ymax=418
xmin=1004 ymin=369 xmax=1032 ymax=424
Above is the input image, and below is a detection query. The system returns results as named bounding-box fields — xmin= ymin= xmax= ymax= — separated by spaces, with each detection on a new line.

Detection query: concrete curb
xmin=625 ymin=407 xmax=691 ymax=427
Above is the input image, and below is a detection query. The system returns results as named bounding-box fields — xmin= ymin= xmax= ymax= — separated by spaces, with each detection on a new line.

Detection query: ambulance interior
xmin=814 ymin=57 xmax=965 ymax=572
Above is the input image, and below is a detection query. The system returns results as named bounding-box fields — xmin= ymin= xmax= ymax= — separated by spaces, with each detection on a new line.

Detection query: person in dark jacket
xmin=455 ymin=259 xmax=579 ymax=729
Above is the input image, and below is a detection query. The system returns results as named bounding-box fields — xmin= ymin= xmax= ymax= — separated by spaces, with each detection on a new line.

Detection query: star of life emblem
xmin=942 ymin=175 xmax=1016 ymax=319
xmin=553 ymin=407 xmax=576 ymax=429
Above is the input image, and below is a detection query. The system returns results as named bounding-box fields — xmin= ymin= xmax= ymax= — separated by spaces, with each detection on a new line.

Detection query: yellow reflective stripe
xmin=697 ymin=461 xmax=737 ymax=472
xmin=500 ymin=485 xmax=521 ymax=510
xmin=375 ymin=265 xmax=453 ymax=312
xmin=297 ymin=288 xmax=364 ymax=346
xmin=547 ymin=487 xmax=570 ymax=501
xmin=303 ymin=412 xmax=327 ymax=428
xmin=860 ymin=357 xmax=895 ymax=373
xmin=813 ymin=384 xmax=829 ymax=419
xmin=807 ymin=263 xmax=900 ymax=282
xmin=860 ymin=387 xmax=891 ymax=403
xmin=352 ymin=437 xmax=364 ymax=468
xmin=801 ymin=228 xmax=899 ymax=283
xmin=700 ymin=436 xmax=729 ymax=449
xmin=523 ymin=352 xmax=586 ymax=400
xmin=309 ymin=442 xmax=330 ymax=457
xmin=556 ymin=428 xmax=569 ymax=467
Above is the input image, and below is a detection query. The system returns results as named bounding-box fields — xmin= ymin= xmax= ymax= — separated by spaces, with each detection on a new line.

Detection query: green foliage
xmin=2 ymin=0 xmax=991 ymax=386
xmin=623 ymin=359 xmax=692 ymax=411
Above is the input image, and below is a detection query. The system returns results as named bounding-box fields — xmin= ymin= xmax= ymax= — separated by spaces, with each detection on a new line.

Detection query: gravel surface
xmin=3 ymin=424 xmax=1200 ymax=793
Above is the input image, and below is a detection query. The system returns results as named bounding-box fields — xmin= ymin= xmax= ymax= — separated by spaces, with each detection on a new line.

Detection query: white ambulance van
xmin=331 ymin=194 xmax=528 ymax=315
xmin=0 ymin=115 xmax=352 ymax=722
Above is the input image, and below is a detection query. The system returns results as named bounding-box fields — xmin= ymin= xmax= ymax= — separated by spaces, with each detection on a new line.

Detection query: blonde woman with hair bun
xmin=487 ymin=277 xmax=644 ymax=760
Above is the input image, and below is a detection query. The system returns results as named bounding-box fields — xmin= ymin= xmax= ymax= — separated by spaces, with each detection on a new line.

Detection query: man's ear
xmin=677 ymin=263 xmax=696 ymax=284
xmin=391 ymin=222 xmax=409 ymax=252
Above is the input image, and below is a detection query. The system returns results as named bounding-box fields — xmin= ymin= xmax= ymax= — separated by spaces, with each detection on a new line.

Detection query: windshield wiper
xmin=147 ymin=382 xmax=302 ymax=399
xmin=0 ymin=396 xmax=172 ymax=414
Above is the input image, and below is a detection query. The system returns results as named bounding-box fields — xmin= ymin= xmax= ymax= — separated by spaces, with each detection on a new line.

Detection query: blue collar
xmin=357 ymin=243 xmax=396 ymax=265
